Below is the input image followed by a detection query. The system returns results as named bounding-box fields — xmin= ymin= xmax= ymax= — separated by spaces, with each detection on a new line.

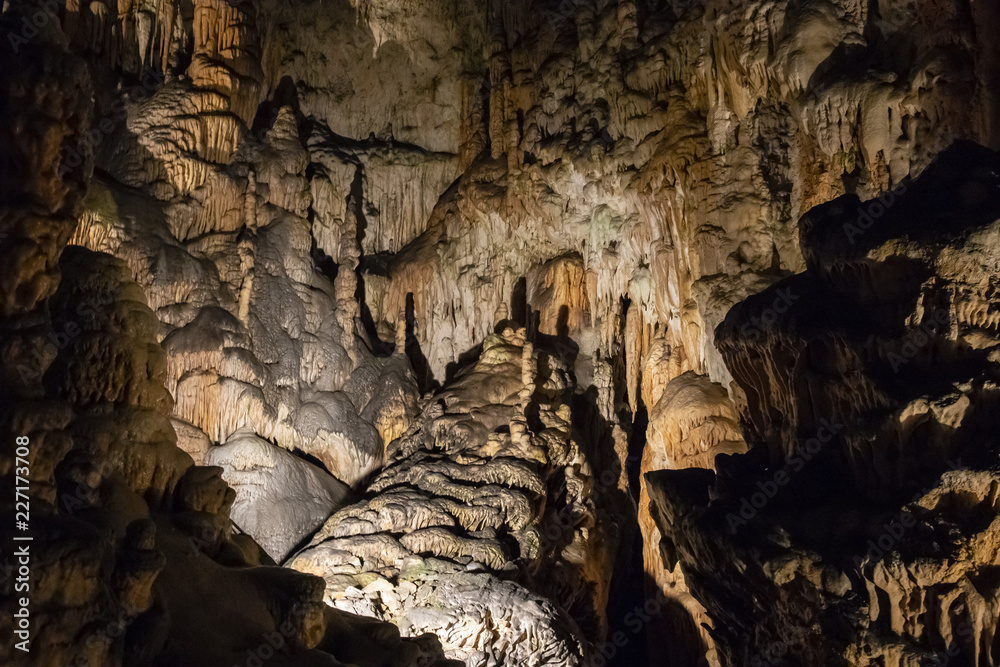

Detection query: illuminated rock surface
xmin=206 ymin=427 xmax=353 ymax=562
xmin=1 ymin=0 xmax=1000 ymax=665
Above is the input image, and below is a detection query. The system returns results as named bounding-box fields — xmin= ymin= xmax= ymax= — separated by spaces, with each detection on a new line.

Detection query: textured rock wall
xmin=53 ymin=0 xmax=1000 ymax=484
xmin=0 ymin=7 xmax=455 ymax=666
xmin=361 ymin=0 xmax=1000 ymax=400
xmin=638 ymin=371 xmax=747 ymax=665
xmin=3 ymin=0 xmax=1000 ymax=665
xmin=647 ymin=143 xmax=1000 ymax=666
xmin=290 ymin=329 xmax=611 ymax=666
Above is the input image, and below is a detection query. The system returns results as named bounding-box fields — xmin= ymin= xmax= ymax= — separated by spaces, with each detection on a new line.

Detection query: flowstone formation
xmin=647 ymin=143 xmax=1000 ymax=666
xmin=72 ymin=107 xmax=414 ymax=492
xmin=205 ymin=428 xmax=353 ymax=562
xmin=290 ymin=328 xmax=626 ymax=667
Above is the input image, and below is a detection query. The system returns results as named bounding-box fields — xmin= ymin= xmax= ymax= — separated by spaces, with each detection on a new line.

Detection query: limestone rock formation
xmin=3 ymin=0 xmax=1000 ymax=665
xmin=73 ymin=123 xmax=403 ymax=489
xmin=647 ymin=143 xmax=1000 ymax=666
xmin=290 ymin=328 xmax=622 ymax=667
xmin=639 ymin=371 xmax=748 ymax=666
xmin=0 ymin=16 xmax=454 ymax=667
xmin=206 ymin=428 xmax=353 ymax=562
xmin=359 ymin=0 xmax=1000 ymax=402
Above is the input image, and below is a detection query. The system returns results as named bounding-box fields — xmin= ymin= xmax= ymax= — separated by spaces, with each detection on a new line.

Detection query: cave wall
xmin=2 ymin=0 xmax=1000 ymax=665
xmin=60 ymin=0 xmax=1000 ymax=427
xmin=0 ymin=11 xmax=458 ymax=666
xmin=647 ymin=142 xmax=1000 ymax=666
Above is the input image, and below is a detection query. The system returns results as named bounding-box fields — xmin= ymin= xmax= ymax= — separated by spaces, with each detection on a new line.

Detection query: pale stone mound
xmin=206 ymin=428 xmax=353 ymax=562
